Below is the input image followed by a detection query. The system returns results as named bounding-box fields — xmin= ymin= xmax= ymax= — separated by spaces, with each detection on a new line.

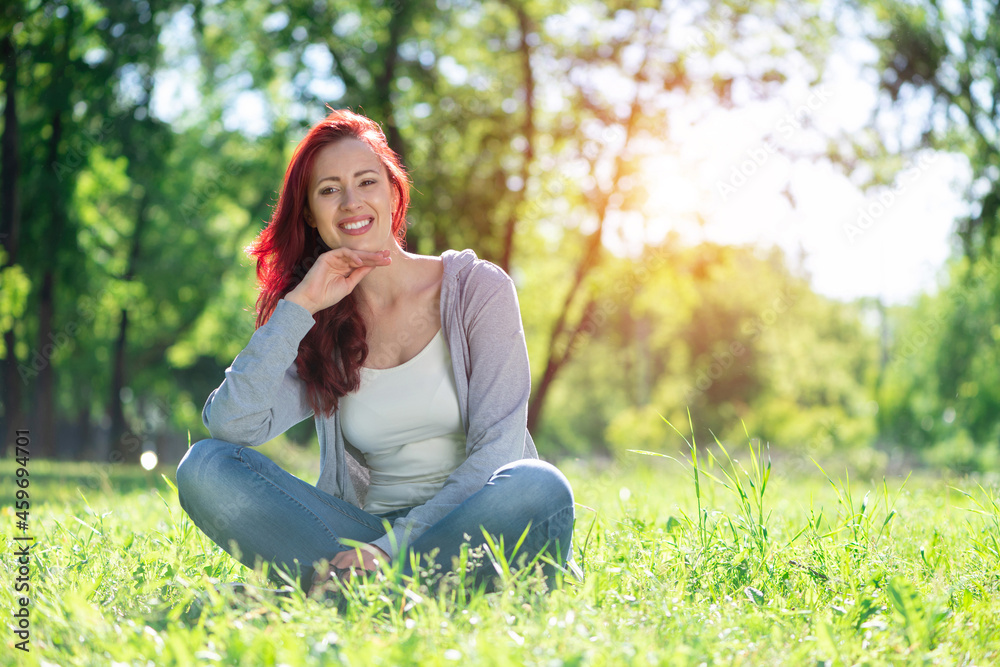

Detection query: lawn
xmin=2 ymin=435 xmax=999 ymax=666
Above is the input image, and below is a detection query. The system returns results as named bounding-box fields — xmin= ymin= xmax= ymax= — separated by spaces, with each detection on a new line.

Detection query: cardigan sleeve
xmin=371 ymin=264 xmax=533 ymax=557
xmin=201 ymin=298 xmax=317 ymax=445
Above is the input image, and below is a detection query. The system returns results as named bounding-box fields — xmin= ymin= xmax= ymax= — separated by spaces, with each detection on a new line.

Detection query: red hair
xmin=248 ymin=108 xmax=410 ymax=416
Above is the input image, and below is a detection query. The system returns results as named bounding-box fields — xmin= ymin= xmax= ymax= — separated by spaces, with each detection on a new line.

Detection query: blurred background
xmin=0 ymin=0 xmax=997 ymax=474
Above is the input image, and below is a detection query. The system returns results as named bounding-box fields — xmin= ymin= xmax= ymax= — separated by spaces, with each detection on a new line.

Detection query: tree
xmin=854 ymin=0 xmax=1000 ymax=464
xmin=2 ymin=0 xmax=864 ymax=462
xmin=532 ymin=242 xmax=880 ymax=457
xmin=517 ymin=0 xmax=838 ymax=433
xmin=3 ymin=0 xmax=191 ymax=459
xmin=1 ymin=2 xmax=112 ymax=458
xmin=0 ymin=25 xmax=25 ymax=456
xmin=877 ymin=244 xmax=1000 ymax=469
xmin=859 ymin=0 xmax=999 ymax=258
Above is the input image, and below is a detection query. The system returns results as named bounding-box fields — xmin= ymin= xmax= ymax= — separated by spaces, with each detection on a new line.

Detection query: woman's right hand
xmin=285 ymin=248 xmax=391 ymax=314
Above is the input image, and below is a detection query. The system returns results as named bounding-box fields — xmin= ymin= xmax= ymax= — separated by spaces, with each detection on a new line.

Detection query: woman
xmin=175 ymin=108 xmax=575 ymax=595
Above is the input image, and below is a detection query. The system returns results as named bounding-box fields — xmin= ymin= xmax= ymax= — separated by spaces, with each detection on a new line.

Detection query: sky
xmin=609 ymin=31 xmax=968 ymax=306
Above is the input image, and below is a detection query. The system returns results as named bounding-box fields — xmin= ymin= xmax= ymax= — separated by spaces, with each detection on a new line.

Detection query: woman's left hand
xmin=311 ymin=544 xmax=389 ymax=593
xmin=330 ymin=544 xmax=388 ymax=576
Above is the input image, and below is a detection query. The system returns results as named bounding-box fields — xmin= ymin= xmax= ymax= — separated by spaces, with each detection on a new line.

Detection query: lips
xmin=338 ymin=216 xmax=374 ymax=236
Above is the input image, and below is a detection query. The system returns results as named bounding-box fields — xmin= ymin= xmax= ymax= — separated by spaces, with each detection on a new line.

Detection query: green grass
xmin=2 ymin=434 xmax=1000 ymax=666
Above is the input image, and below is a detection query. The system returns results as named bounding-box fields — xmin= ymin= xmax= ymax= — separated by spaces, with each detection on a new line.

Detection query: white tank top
xmin=339 ymin=329 xmax=466 ymax=514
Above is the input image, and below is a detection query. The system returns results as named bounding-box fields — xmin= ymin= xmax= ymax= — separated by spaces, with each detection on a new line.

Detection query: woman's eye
xmin=361 ymin=179 xmax=376 ymax=186
xmin=320 ymin=187 xmax=336 ymax=195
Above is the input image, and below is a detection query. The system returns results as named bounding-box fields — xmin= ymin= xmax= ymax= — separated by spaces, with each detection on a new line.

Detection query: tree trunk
xmin=526 ymin=297 xmax=597 ymax=434
xmin=29 ymin=5 xmax=78 ymax=459
xmin=29 ymin=110 xmax=63 ymax=459
xmin=75 ymin=406 xmax=92 ymax=460
xmin=499 ymin=0 xmax=535 ymax=273
xmin=374 ymin=2 xmax=408 ymax=165
xmin=525 ymin=41 xmax=650 ymax=435
xmin=0 ymin=34 xmax=22 ymax=457
xmin=107 ymin=306 xmax=133 ymax=462
xmin=108 ymin=194 xmax=150 ymax=464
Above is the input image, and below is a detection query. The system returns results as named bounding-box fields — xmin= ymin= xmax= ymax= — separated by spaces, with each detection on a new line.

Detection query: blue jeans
xmin=175 ymin=439 xmax=575 ymax=592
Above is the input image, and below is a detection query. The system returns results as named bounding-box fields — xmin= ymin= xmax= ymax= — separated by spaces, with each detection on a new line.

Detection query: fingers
xmin=336 ymin=566 xmax=363 ymax=583
xmin=290 ymin=248 xmax=388 ymax=313
xmin=308 ymin=563 xmax=353 ymax=594
xmin=310 ymin=548 xmax=384 ymax=596
xmin=330 ymin=546 xmax=384 ymax=571
xmin=329 ymin=550 xmax=357 ymax=569
xmin=343 ymin=265 xmax=375 ymax=291
xmin=326 ymin=247 xmax=391 ymax=269
xmin=327 ymin=554 xmax=357 ymax=583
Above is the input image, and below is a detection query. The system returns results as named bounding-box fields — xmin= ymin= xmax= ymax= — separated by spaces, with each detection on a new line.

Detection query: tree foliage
xmin=859 ymin=0 xmax=999 ymax=257
xmin=530 ymin=242 xmax=879 ymax=458
xmin=0 ymin=0 xmax=985 ymax=468
xmin=878 ymin=244 xmax=1000 ymax=470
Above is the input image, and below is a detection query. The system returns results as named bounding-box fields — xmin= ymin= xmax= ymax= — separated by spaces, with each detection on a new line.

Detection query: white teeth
xmin=341 ymin=218 xmax=371 ymax=231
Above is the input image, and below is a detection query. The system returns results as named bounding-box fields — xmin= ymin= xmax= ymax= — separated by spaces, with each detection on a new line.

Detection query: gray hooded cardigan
xmin=201 ymin=248 xmax=539 ymax=557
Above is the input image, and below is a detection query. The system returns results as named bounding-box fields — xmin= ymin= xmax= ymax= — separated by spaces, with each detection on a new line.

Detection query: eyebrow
xmin=316 ymin=169 xmax=379 ymax=184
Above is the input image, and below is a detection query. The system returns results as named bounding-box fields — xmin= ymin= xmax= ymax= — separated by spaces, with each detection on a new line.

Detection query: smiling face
xmin=305 ymin=138 xmax=397 ymax=252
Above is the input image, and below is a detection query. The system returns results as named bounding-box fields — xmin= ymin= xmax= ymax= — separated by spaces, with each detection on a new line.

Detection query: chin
xmin=356 ymin=234 xmax=396 ymax=253
xmin=319 ymin=226 xmax=395 ymax=253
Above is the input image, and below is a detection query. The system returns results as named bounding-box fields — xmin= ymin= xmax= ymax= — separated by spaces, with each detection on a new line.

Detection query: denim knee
xmin=491 ymin=459 xmax=574 ymax=516
xmin=491 ymin=459 xmax=575 ymax=569
xmin=175 ymin=438 xmax=241 ymax=510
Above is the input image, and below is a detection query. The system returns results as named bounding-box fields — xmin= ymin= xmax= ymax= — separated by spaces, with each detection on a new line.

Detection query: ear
xmin=304 ymin=207 xmax=316 ymax=228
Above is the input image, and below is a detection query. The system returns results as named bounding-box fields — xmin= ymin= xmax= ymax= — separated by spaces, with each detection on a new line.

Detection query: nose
xmin=340 ymin=186 xmax=361 ymax=210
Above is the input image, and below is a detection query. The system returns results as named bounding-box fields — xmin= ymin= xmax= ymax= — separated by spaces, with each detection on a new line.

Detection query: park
xmin=2 ymin=0 xmax=999 ymax=664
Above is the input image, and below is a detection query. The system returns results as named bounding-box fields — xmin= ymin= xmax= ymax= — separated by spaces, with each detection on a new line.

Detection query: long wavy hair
xmin=248 ymin=109 xmax=410 ymax=416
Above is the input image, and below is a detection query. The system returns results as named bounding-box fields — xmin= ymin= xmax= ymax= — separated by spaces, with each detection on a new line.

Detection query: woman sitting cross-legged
xmin=175 ymin=108 xmax=576 ymax=596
